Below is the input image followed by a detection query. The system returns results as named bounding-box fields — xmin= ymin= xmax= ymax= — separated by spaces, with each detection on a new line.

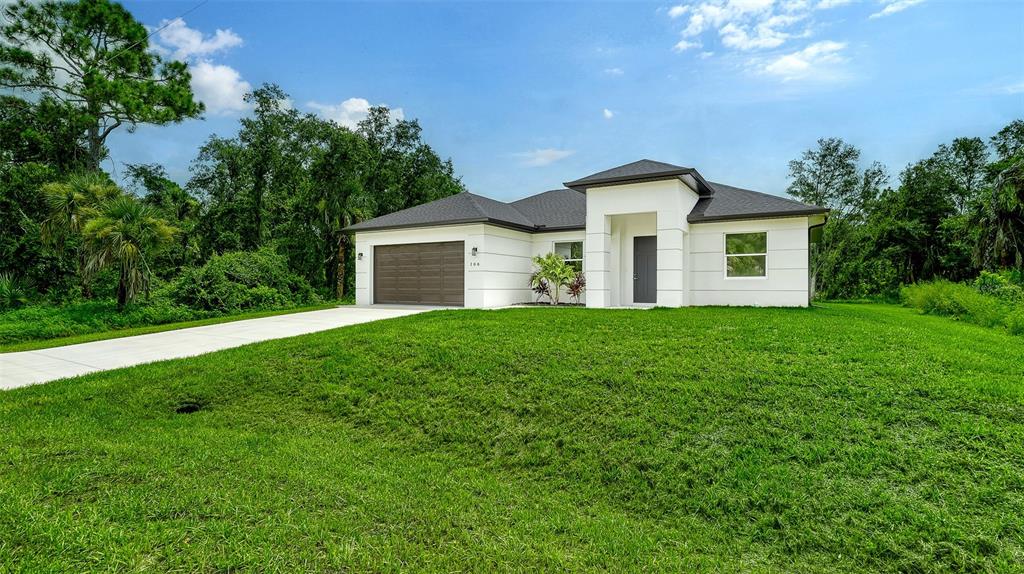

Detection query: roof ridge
xmin=465 ymin=191 xmax=536 ymax=227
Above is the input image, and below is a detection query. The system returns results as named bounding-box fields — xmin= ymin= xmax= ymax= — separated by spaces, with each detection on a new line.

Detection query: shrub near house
xmin=529 ymin=253 xmax=585 ymax=305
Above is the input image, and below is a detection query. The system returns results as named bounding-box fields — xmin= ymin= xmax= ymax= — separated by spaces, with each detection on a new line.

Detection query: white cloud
xmin=964 ymin=79 xmax=1024 ymax=96
xmin=668 ymin=4 xmax=690 ymax=18
xmin=720 ymin=20 xmax=790 ymax=50
xmin=869 ymin=0 xmax=925 ymax=19
xmin=603 ymin=108 xmax=615 ymax=119
xmin=678 ymin=0 xmax=775 ymax=38
xmin=763 ymin=40 xmax=847 ymax=80
xmin=992 ymin=81 xmax=1024 ymax=95
xmin=306 ymin=98 xmax=404 ymax=129
xmin=190 ymin=60 xmax=251 ymax=115
xmin=816 ymin=0 xmax=854 ymax=9
xmin=513 ymin=148 xmax=575 ymax=167
xmin=699 ymin=51 xmax=716 ymax=58
xmin=149 ymin=18 xmax=250 ymax=115
xmin=604 ymin=67 xmax=625 ymax=76
xmin=154 ymin=18 xmax=242 ymax=61
xmin=668 ymin=0 xmax=813 ymax=54
xmin=674 ymin=39 xmax=702 ymax=52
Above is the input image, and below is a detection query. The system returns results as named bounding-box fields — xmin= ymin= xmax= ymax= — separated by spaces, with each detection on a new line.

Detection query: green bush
xmin=0 ymin=298 xmax=200 ymax=345
xmin=902 ymin=279 xmax=1023 ymax=334
xmin=1005 ymin=308 xmax=1024 ymax=336
xmin=166 ymin=247 xmax=316 ymax=313
xmin=974 ymin=270 xmax=1024 ymax=304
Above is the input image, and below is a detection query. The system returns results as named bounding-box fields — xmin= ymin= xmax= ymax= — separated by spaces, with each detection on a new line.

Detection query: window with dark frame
xmin=555 ymin=241 xmax=584 ymax=272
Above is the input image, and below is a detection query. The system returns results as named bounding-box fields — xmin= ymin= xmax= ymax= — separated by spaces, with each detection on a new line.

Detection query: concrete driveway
xmin=1 ymin=306 xmax=433 ymax=391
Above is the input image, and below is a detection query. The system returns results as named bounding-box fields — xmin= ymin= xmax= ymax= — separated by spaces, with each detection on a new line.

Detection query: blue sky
xmin=110 ymin=0 xmax=1023 ymax=201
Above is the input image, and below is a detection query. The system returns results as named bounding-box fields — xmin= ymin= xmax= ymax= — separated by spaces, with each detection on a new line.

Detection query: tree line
xmin=788 ymin=121 xmax=1023 ymax=299
xmin=1 ymin=0 xmax=463 ymax=310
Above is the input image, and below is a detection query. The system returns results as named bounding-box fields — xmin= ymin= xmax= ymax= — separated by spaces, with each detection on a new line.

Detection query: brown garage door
xmin=373 ymin=241 xmax=465 ymax=306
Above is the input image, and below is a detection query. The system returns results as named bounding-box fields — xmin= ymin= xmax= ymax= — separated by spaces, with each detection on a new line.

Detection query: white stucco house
xmin=345 ymin=160 xmax=828 ymax=308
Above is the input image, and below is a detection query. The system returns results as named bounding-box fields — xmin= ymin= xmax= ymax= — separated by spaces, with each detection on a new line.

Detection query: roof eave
xmin=563 ymin=168 xmax=693 ymax=191
xmin=345 ymin=217 xmax=540 ymax=234
xmin=687 ymin=208 xmax=829 ymax=224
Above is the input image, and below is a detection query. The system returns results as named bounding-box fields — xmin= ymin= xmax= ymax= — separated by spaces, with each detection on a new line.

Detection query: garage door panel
xmin=374 ymin=241 xmax=464 ymax=306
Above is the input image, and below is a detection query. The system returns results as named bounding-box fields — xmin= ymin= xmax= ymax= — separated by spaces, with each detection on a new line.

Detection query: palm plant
xmin=529 ymin=253 xmax=578 ymax=305
xmin=40 ymin=172 xmax=121 ymax=241
xmin=40 ymin=172 xmax=121 ymax=296
xmin=82 ymin=196 xmax=177 ymax=310
xmin=0 ymin=273 xmax=33 ymax=310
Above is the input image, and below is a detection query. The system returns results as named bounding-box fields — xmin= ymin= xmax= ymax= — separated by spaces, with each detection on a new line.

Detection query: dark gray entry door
xmin=633 ymin=235 xmax=657 ymax=304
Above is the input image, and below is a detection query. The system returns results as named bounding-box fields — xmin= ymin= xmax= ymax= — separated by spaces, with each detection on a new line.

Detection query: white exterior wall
xmin=584 ymin=179 xmax=699 ymax=308
xmin=354 ymin=223 xmax=535 ymax=308
xmin=688 ymin=216 xmax=811 ymax=307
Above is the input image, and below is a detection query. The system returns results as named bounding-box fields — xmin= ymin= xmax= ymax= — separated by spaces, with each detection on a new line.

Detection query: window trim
xmin=723 ymin=231 xmax=768 ymax=280
xmin=553 ymin=240 xmax=584 ymax=271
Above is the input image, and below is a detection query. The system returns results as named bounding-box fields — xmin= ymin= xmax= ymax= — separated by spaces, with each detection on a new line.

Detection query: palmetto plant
xmin=40 ymin=172 xmax=122 ymax=296
xmin=40 ymin=172 xmax=121 ymax=242
xmin=0 ymin=273 xmax=33 ymax=310
xmin=82 ymin=196 xmax=177 ymax=310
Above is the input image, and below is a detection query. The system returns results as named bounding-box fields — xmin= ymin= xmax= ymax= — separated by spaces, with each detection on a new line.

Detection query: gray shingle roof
xmin=343 ymin=163 xmax=826 ymax=233
xmin=564 ymin=159 xmax=693 ymax=190
xmin=510 ymin=189 xmax=586 ymax=230
xmin=689 ymin=182 xmax=827 ymax=223
xmin=344 ymin=192 xmax=535 ymax=232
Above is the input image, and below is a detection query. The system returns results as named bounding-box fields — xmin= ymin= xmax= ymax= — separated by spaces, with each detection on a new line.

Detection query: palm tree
xmin=40 ymin=172 xmax=121 ymax=239
xmin=82 ymin=196 xmax=177 ymax=310
xmin=972 ymin=156 xmax=1024 ymax=269
xmin=40 ymin=172 xmax=121 ymax=296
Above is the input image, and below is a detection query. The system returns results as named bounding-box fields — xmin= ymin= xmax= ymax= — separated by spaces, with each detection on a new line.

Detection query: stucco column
xmin=585 ymin=214 xmax=611 ymax=308
xmin=656 ymin=209 xmax=686 ymax=307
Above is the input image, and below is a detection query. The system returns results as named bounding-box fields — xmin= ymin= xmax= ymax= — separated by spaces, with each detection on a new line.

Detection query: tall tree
xmin=933 ymin=137 xmax=988 ymax=213
xmin=82 ymin=194 xmax=176 ymax=309
xmin=357 ymin=106 xmax=464 ymax=214
xmin=787 ymin=138 xmax=863 ymax=216
xmin=972 ymin=123 xmax=1024 ymax=269
xmin=309 ymin=128 xmax=369 ymax=298
xmin=0 ymin=94 xmax=92 ymax=293
xmin=127 ymin=163 xmax=201 ymax=275
xmin=0 ymin=0 xmax=203 ymax=169
xmin=787 ymin=138 xmax=888 ymax=296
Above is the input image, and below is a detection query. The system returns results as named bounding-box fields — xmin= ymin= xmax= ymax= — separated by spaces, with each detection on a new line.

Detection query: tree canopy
xmin=0 ymin=0 xmax=202 ymax=169
xmin=792 ymin=122 xmax=1024 ymax=299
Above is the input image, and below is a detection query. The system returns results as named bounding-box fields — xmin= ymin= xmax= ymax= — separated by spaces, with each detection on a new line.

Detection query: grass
xmin=1 ymin=303 xmax=1022 ymax=572
xmin=0 ymin=302 xmax=341 ymax=353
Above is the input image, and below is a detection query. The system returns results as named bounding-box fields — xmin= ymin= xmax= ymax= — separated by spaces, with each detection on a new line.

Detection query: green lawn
xmin=0 ymin=303 xmax=340 ymax=353
xmin=1 ymin=303 xmax=1022 ymax=572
